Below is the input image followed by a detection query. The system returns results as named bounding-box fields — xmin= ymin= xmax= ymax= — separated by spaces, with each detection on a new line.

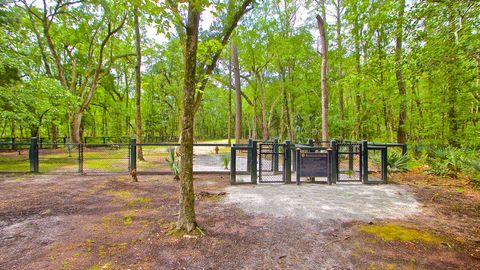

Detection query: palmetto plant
xmin=166 ymin=147 xmax=180 ymax=180
xmin=387 ymin=151 xmax=409 ymax=172
xmin=221 ymin=152 xmax=230 ymax=169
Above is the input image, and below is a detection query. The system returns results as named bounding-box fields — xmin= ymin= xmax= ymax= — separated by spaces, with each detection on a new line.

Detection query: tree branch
xmin=193 ymin=0 xmax=254 ymax=114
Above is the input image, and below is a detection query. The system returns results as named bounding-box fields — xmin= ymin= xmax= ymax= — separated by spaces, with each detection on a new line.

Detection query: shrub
xmin=221 ymin=152 xmax=230 ymax=169
xmin=466 ymin=159 xmax=480 ymax=187
xmin=166 ymin=147 xmax=180 ymax=180
xmin=387 ymin=151 xmax=409 ymax=172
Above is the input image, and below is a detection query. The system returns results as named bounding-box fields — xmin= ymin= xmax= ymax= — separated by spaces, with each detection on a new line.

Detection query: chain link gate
xmin=258 ymin=142 xmax=285 ymax=183
xmin=334 ymin=142 xmax=363 ymax=183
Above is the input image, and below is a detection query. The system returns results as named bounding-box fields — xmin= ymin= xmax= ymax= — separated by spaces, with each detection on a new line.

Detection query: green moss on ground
xmin=359 ymin=223 xmax=442 ymax=244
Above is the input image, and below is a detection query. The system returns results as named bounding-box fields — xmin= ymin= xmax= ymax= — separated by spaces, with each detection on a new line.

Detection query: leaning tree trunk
xmin=177 ymin=2 xmax=200 ymax=233
xmin=232 ymin=42 xmax=242 ymax=144
xmin=395 ymin=0 xmax=407 ymax=144
xmin=71 ymin=112 xmax=82 ymax=143
xmin=316 ymin=15 xmax=329 ymax=142
xmin=134 ymin=7 xmax=144 ymax=160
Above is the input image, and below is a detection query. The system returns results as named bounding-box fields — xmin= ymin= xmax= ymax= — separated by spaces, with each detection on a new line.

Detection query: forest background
xmin=0 ymin=0 xmax=479 ymax=148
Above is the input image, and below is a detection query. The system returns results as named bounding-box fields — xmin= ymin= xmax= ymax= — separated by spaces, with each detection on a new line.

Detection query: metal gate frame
xmin=258 ymin=142 xmax=286 ymax=183
xmin=331 ymin=140 xmax=363 ymax=183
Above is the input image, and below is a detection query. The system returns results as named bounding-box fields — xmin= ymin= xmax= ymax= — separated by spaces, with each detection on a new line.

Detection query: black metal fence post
xmin=307 ymin=138 xmax=314 ymax=151
xmin=11 ymin=137 xmax=15 ymax=150
xmin=78 ymin=143 xmax=84 ymax=174
xmin=273 ymin=138 xmax=279 ymax=174
xmin=230 ymin=146 xmax=236 ymax=185
xmin=361 ymin=140 xmax=368 ymax=184
xmin=327 ymin=148 xmax=333 ymax=185
xmin=381 ymin=147 xmax=388 ymax=183
xmin=348 ymin=144 xmax=354 ymax=171
xmin=130 ymin=138 xmax=137 ymax=172
xmin=401 ymin=144 xmax=407 ymax=156
xmin=29 ymin=137 xmax=39 ymax=173
xmin=285 ymin=140 xmax=291 ymax=184
xmin=251 ymin=140 xmax=257 ymax=184
xmin=296 ymin=148 xmax=301 ymax=185
xmin=330 ymin=139 xmax=338 ymax=184
xmin=247 ymin=138 xmax=253 ymax=172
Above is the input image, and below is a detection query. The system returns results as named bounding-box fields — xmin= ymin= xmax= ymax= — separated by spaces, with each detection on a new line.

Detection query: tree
xmin=395 ymin=0 xmax=407 ymax=144
xmin=176 ymin=0 xmax=254 ymax=233
xmin=316 ymin=14 xmax=328 ymax=142
xmin=20 ymin=0 xmax=127 ymax=143
xmin=134 ymin=6 xmax=144 ymax=160
xmin=232 ymin=42 xmax=242 ymax=143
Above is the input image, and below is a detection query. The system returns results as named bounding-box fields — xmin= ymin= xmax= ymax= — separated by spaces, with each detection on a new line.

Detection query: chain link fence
xmin=0 ymin=139 xmax=231 ymax=175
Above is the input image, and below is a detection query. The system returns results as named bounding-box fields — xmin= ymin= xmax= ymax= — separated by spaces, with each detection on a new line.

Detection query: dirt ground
xmin=0 ymin=171 xmax=479 ymax=269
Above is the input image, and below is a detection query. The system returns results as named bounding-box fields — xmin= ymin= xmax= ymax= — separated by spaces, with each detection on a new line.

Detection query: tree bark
xmin=258 ymin=72 xmax=269 ymax=140
xmin=124 ymin=65 xmax=130 ymax=136
xmin=281 ymin=68 xmax=293 ymax=141
xmin=134 ymin=7 xmax=144 ymax=160
xmin=177 ymin=1 xmax=200 ymax=233
xmin=232 ymin=42 xmax=242 ymax=143
xmin=316 ymin=15 xmax=329 ymax=142
xmin=227 ymin=50 xmax=232 ymax=144
xmin=447 ymin=8 xmax=459 ymax=146
xmin=71 ymin=112 xmax=82 ymax=143
xmin=335 ymin=0 xmax=344 ymax=139
xmin=395 ymin=0 xmax=407 ymax=144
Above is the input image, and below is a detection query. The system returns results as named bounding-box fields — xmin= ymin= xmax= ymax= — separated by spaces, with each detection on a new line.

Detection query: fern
xmin=387 ymin=151 xmax=409 ymax=172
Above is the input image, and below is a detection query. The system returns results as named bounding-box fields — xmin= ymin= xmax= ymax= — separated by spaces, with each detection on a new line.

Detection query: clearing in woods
xmin=0 ymin=173 xmax=479 ymax=269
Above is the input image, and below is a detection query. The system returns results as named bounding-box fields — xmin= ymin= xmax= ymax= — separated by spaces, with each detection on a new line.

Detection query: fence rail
xmin=0 ymin=138 xmax=231 ymax=175
xmin=230 ymin=139 xmax=406 ymax=185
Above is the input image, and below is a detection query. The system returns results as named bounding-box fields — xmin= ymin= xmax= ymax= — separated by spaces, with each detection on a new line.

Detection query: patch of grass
xmin=97 ymin=245 xmax=107 ymax=258
xmin=166 ymin=226 xmax=205 ymax=238
xmin=108 ymin=190 xmax=152 ymax=208
xmin=359 ymin=223 xmax=442 ymax=244
xmin=0 ymin=155 xmax=30 ymax=172
xmin=123 ymin=214 xmax=135 ymax=226
xmin=455 ymin=187 xmax=466 ymax=193
xmin=108 ymin=190 xmax=132 ymax=201
xmin=87 ymin=262 xmax=112 ymax=270
xmin=134 ymin=197 xmax=151 ymax=205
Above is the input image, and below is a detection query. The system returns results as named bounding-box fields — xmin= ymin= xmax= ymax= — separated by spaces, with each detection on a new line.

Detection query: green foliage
xmin=465 ymin=159 xmax=480 ymax=187
xmin=387 ymin=151 xmax=409 ymax=173
xmin=421 ymin=146 xmax=479 ymax=182
xmin=166 ymin=147 xmax=180 ymax=179
xmin=0 ymin=0 xmax=479 ymax=153
xmin=221 ymin=152 xmax=230 ymax=169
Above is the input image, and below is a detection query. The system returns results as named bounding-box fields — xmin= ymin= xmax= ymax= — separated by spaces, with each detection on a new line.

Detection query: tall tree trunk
xmin=50 ymin=125 xmax=58 ymax=149
xmin=316 ymin=15 xmax=329 ymax=142
xmin=177 ymin=2 xmax=201 ymax=233
xmin=252 ymin=83 xmax=258 ymax=140
xmin=134 ymin=7 xmax=144 ymax=160
xmin=395 ymin=0 xmax=407 ymax=144
xmin=125 ymin=66 xmax=130 ymax=137
xmin=232 ymin=42 xmax=242 ymax=143
xmin=447 ymin=9 xmax=458 ymax=146
xmin=281 ymin=69 xmax=293 ymax=141
xmin=71 ymin=113 xmax=82 ymax=143
xmin=259 ymin=72 xmax=269 ymax=140
xmin=335 ymin=0 xmax=344 ymax=139
xmin=227 ymin=50 xmax=232 ymax=144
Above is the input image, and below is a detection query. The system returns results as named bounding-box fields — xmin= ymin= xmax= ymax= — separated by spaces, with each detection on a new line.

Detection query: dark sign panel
xmin=300 ymin=152 xmax=329 ymax=177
